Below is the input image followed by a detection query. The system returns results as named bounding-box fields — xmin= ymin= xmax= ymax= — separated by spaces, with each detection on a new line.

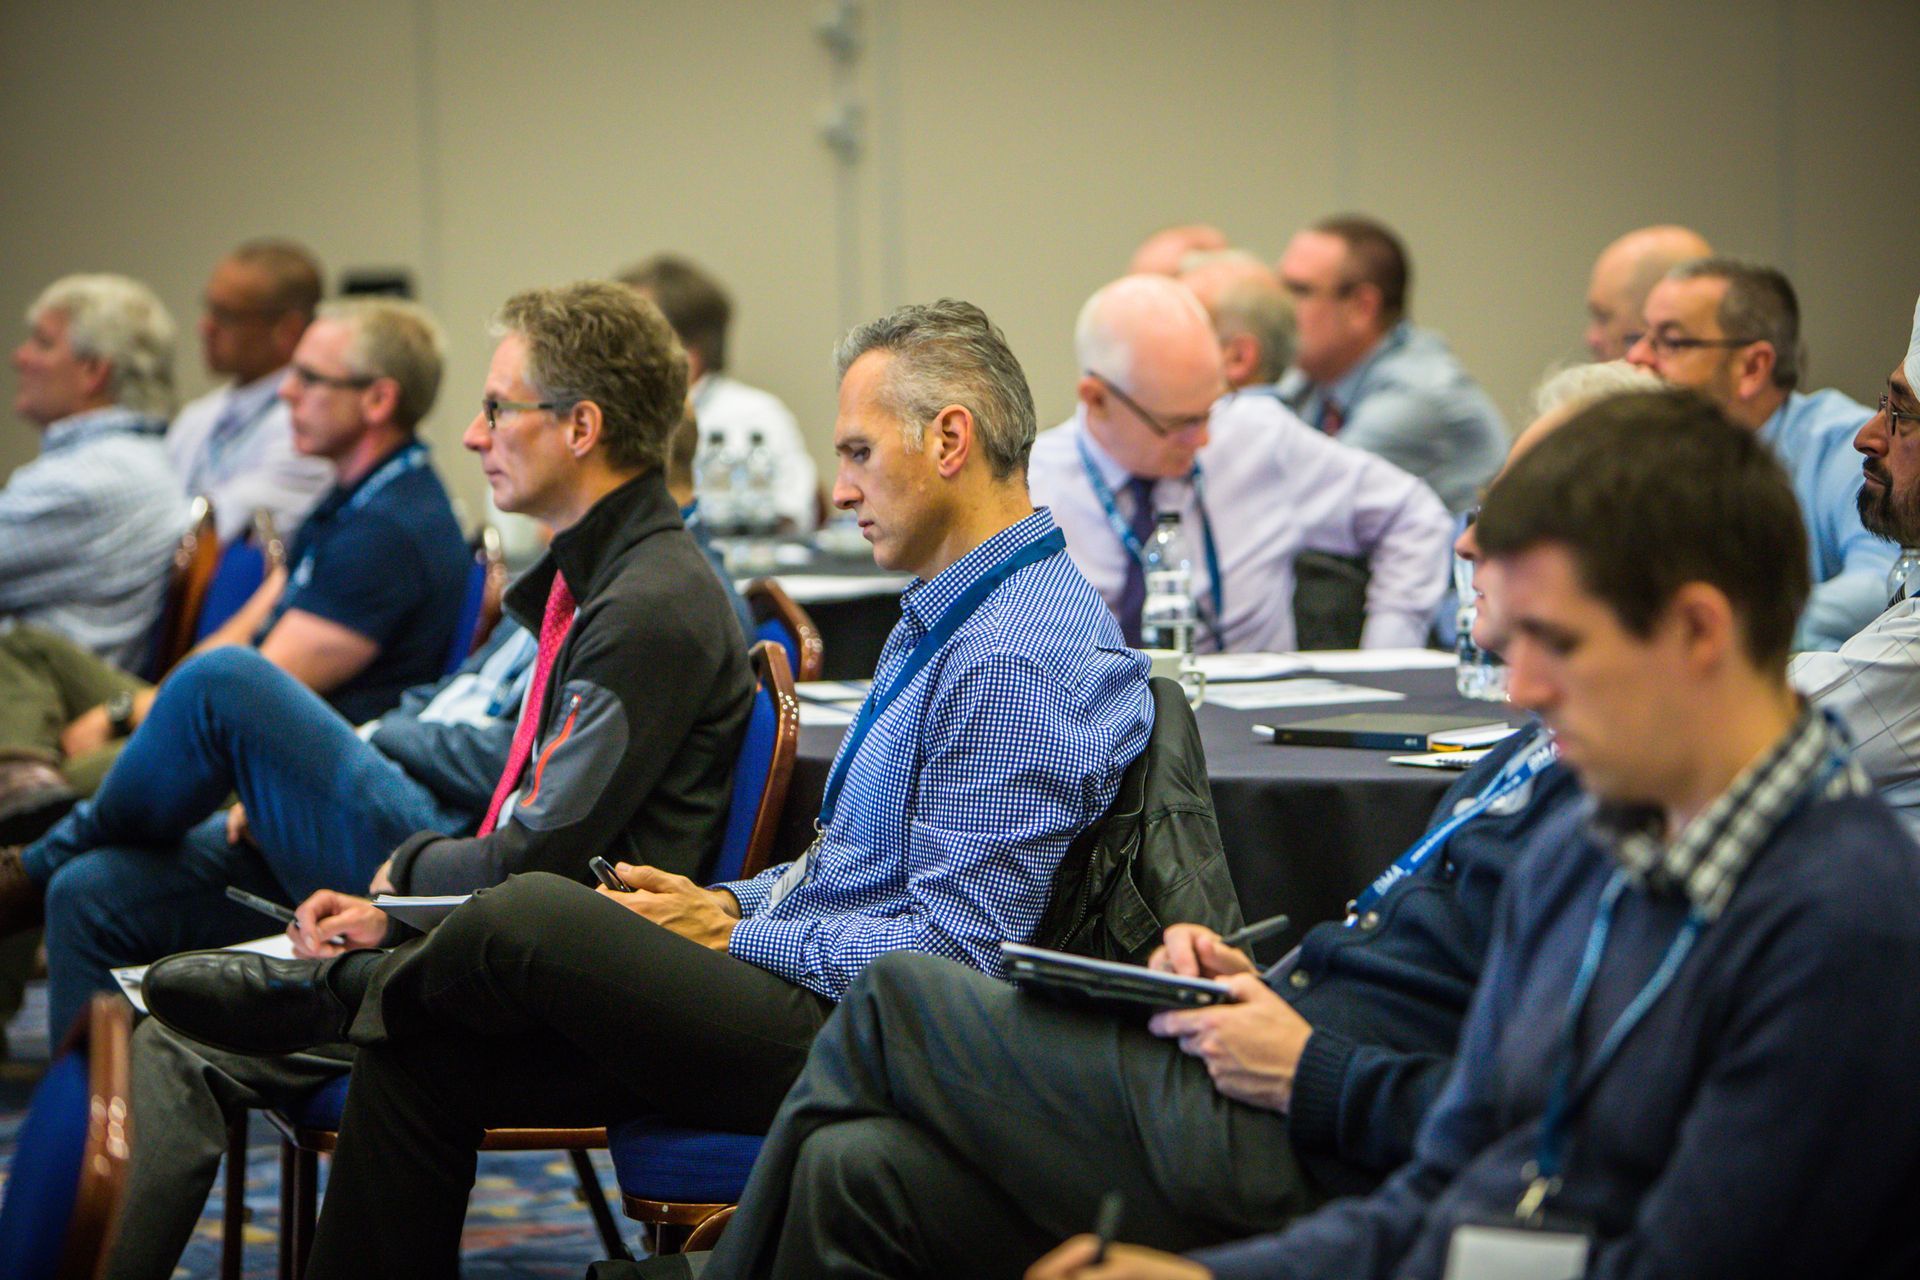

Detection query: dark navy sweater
xmin=1282 ymin=726 xmax=1584 ymax=1195
xmin=1198 ymin=790 xmax=1920 ymax=1279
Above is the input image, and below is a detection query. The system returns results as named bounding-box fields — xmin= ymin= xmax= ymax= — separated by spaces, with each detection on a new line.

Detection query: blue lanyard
xmin=290 ymin=442 xmax=429 ymax=587
xmin=816 ymin=528 xmax=1067 ymax=828
xmin=1520 ymin=747 xmax=1848 ymax=1221
xmin=1348 ymin=731 xmax=1558 ymax=921
xmin=1075 ymin=434 xmax=1225 ymax=649
xmin=1525 ymin=871 xmax=1705 ymax=1210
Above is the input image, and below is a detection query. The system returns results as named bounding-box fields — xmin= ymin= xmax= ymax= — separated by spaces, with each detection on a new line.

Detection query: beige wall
xmin=3 ymin=0 xmax=1917 ymax=520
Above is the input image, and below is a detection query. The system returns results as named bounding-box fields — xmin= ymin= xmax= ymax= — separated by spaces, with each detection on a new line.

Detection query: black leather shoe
xmin=143 ymin=950 xmax=354 ymax=1056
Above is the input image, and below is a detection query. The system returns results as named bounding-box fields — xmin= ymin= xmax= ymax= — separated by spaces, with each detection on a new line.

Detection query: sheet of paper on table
xmin=112 ymin=931 xmax=296 ymax=1015
xmin=1208 ymin=678 xmax=1407 ymax=712
xmin=1192 ymin=653 xmax=1311 ymax=683
xmin=1292 ymin=648 xmax=1459 ymax=673
xmin=795 ymin=680 xmax=871 ymax=705
xmin=797 ymin=701 xmax=858 ymax=727
xmin=1388 ymin=748 xmax=1494 ymax=770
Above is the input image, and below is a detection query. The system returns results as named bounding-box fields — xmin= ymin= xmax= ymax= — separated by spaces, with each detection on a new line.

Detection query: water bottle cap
xmin=1155 ymin=511 xmax=1182 ymax=527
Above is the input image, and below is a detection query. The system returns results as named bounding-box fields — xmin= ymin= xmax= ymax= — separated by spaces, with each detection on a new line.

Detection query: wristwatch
xmin=105 ymin=690 xmax=137 ymax=739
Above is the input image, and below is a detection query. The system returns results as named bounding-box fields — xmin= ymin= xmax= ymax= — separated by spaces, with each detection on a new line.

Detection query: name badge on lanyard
xmin=1444 ymin=1223 xmax=1589 ymax=1280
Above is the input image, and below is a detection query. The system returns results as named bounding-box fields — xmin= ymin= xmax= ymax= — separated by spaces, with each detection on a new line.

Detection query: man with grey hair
xmin=2 ymin=273 xmax=188 ymax=666
xmin=1030 ymin=273 xmax=1453 ymax=652
xmin=1630 ymin=258 xmax=1888 ymax=648
xmin=137 ymin=297 xmax=1152 ymax=1279
xmin=167 ymin=239 xmax=334 ymax=542
xmin=1179 ymin=250 xmax=1295 ymax=390
xmin=1584 ymin=224 xmax=1713 ymax=360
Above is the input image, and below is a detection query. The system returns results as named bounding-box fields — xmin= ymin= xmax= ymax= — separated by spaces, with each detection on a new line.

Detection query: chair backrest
xmin=143 ymin=495 xmax=219 ymax=679
xmin=193 ymin=509 xmax=285 ymax=644
xmin=442 ymin=527 xmax=507 ymax=675
xmin=745 ymin=578 xmax=825 ymax=683
xmin=706 ymin=641 xmax=801 ymax=884
xmin=0 ymin=995 xmax=133 ymax=1280
xmin=1292 ymin=550 xmax=1371 ymax=651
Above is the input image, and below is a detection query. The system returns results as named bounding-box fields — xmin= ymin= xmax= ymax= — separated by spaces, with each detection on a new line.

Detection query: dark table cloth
xmin=771 ymin=666 xmax=1526 ymax=955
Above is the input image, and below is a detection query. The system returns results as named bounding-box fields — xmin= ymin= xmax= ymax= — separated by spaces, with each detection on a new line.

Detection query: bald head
xmin=1180 ymin=250 xmax=1293 ymax=388
xmin=1585 ymin=225 xmax=1713 ymax=359
xmin=1129 ymin=224 xmax=1229 ymax=277
xmin=1074 ymin=275 xmax=1224 ymax=479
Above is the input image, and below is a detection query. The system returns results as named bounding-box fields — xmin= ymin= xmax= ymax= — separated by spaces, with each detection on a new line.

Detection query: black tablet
xmin=1000 ymin=941 xmax=1234 ymax=1013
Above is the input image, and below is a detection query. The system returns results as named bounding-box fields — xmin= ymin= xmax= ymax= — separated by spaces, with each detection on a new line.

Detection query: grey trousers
xmin=700 ymin=950 xmax=1324 ymax=1280
xmin=101 ymin=1016 xmax=352 ymax=1280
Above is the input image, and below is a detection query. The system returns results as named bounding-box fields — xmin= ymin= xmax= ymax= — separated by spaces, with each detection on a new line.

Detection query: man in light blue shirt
xmin=1630 ymin=258 xmax=1889 ymax=649
xmin=1 ymin=274 xmax=188 ymax=666
xmin=1275 ymin=216 xmax=1508 ymax=513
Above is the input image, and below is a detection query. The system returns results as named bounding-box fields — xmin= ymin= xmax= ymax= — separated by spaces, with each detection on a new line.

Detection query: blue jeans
xmin=23 ymin=647 xmax=471 ymax=1036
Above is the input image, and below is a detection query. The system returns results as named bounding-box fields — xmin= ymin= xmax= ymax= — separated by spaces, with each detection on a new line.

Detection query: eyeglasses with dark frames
xmin=1880 ymin=393 xmax=1920 ymax=439
xmin=1621 ymin=330 xmax=1761 ymax=358
xmin=288 ymin=364 xmax=378 ymax=391
xmin=1084 ymin=370 xmax=1217 ymax=438
xmin=480 ymin=397 xmax=561 ymax=432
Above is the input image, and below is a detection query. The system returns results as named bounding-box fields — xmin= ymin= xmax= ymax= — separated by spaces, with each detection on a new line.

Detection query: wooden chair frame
xmin=149 ymin=496 xmax=220 ymax=679
xmin=49 ymin=996 xmax=133 ymax=1280
xmin=744 ymin=578 xmax=825 ymax=682
xmin=613 ymin=640 xmax=801 ymax=1251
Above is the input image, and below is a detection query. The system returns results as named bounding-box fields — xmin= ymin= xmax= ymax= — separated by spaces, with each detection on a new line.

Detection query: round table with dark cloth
xmin=769 ymin=666 xmax=1526 ymax=955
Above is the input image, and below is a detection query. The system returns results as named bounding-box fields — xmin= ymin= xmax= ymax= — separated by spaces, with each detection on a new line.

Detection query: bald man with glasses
xmin=1026 ymin=274 xmax=1453 ymax=654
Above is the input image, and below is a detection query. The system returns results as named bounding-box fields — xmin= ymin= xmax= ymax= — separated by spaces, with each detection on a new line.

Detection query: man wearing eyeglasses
xmin=166 ymin=239 xmax=334 ymax=543
xmin=1792 ymin=296 xmax=1920 ymax=836
xmin=1028 ymin=274 xmax=1452 ymax=653
xmin=1628 ymin=259 xmax=1889 ymax=650
xmin=1274 ymin=216 xmax=1507 ymax=514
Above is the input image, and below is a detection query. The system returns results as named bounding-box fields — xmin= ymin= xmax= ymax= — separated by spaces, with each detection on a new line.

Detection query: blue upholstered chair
xmin=250 ymin=640 xmax=800 ymax=1276
xmin=607 ymin=638 xmax=801 ymax=1252
xmin=0 ymin=996 xmax=133 ymax=1280
xmin=745 ymin=577 xmax=824 ymax=683
xmin=140 ymin=495 xmax=220 ymax=680
xmin=193 ymin=509 xmax=286 ymax=646
xmin=440 ymin=526 xmax=506 ymax=675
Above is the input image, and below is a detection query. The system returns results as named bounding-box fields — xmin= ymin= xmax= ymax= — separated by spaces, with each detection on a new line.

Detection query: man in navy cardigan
xmin=1037 ymin=391 xmax=1920 ymax=1280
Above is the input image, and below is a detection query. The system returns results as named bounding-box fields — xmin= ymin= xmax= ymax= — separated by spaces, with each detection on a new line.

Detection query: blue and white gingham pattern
xmin=0 ymin=407 xmax=188 ymax=665
xmin=720 ymin=508 xmax=1154 ymax=1000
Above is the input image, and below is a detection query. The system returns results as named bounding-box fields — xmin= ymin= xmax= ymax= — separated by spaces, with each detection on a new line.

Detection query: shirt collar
xmin=41 ymin=405 xmax=165 ymax=455
xmin=898 ymin=507 xmax=1059 ymax=634
xmin=1591 ymin=704 xmax=1868 ymax=920
xmin=225 ymin=368 xmax=287 ymax=420
xmin=1323 ymin=319 xmax=1411 ymax=407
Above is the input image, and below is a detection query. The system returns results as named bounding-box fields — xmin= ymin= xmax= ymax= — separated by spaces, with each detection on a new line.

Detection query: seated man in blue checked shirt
xmin=1033 ymin=393 xmax=1920 ymax=1280
xmin=139 ymin=298 xmax=1154 ymax=1280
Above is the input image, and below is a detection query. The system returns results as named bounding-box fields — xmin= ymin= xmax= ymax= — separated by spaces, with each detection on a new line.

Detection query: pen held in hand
xmin=1219 ymin=911 xmax=1291 ymax=950
xmin=1092 ymin=1189 xmax=1124 ymax=1264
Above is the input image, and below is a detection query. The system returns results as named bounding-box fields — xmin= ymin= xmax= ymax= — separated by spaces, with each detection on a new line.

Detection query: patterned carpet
xmin=1 ymin=983 xmax=643 ymax=1279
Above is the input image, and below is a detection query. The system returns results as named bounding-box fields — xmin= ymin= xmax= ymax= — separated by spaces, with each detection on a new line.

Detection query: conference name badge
xmin=1444 ymin=1223 xmax=1590 ymax=1280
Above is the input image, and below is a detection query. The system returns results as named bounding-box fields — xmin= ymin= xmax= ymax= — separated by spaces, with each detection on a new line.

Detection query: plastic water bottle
xmin=1888 ymin=546 xmax=1920 ymax=608
xmin=1453 ymin=548 xmax=1508 ymax=701
xmin=1141 ymin=513 xmax=1205 ymax=706
xmin=739 ymin=431 xmax=782 ymax=573
xmin=697 ymin=431 xmax=739 ymax=539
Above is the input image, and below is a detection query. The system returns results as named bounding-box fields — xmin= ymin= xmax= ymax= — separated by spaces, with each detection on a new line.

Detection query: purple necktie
xmin=1117 ymin=476 xmax=1157 ymax=645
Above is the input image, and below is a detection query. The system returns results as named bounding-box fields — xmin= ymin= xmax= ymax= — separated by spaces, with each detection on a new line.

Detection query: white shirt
xmin=692 ymin=373 xmax=819 ymax=532
xmin=166 ymin=369 xmax=333 ymax=542
xmin=1791 ymin=598 xmax=1920 ymax=838
xmin=1027 ymin=392 xmax=1454 ymax=652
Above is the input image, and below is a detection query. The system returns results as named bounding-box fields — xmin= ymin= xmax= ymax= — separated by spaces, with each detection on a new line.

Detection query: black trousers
xmin=302 ymin=873 xmax=834 ymax=1280
xmin=700 ymin=950 xmax=1324 ymax=1280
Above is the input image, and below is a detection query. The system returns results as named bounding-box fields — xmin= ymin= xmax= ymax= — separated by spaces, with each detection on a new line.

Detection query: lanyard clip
xmin=1515 ymin=1162 xmax=1562 ymax=1226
